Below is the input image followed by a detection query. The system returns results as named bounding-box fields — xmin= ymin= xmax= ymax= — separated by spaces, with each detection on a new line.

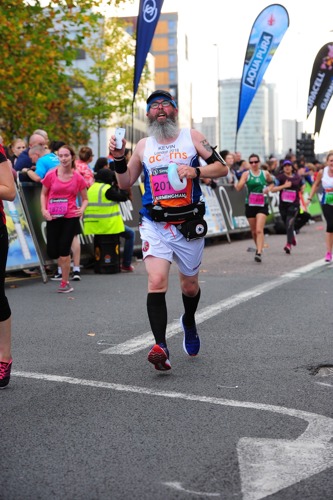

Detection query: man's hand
xmin=177 ymin=164 xmax=197 ymax=180
xmin=109 ymin=135 xmax=126 ymax=158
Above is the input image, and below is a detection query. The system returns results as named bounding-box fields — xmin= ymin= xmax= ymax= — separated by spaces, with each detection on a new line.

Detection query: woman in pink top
xmin=41 ymin=145 xmax=88 ymax=293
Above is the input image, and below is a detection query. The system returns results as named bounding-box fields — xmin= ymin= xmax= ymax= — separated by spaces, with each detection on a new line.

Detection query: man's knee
xmin=181 ymin=276 xmax=199 ymax=297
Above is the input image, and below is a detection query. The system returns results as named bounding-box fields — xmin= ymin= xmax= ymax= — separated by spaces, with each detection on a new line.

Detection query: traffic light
xmin=296 ymin=134 xmax=315 ymax=163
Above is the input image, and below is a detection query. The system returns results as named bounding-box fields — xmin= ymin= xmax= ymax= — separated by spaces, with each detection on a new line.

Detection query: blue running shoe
xmin=180 ymin=315 xmax=200 ymax=356
xmin=148 ymin=343 xmax=171 ymax=371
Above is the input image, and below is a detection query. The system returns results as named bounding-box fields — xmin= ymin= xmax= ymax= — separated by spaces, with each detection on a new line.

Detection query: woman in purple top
xmin=272 ymin=160 xmax=305 ymax=254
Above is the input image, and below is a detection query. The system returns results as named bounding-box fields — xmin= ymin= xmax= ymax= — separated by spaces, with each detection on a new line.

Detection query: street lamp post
xmin=213 ymin=43 xmax=220 ymax=149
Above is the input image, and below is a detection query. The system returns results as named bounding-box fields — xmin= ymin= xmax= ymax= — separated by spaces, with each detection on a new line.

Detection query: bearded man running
xmin=109 ymin=90 xmax=228 ymax=371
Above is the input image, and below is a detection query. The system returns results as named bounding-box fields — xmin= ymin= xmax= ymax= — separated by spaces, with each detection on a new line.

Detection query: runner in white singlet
xmin=109 ymin=90 xmax=229 ymax=371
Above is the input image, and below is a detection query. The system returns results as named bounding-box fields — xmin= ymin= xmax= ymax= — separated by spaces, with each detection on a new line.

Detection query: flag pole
xmin=131 ymin=99 xmax=134 ymax=155
xmin=132 ymin=0 xmax=164 ymax=154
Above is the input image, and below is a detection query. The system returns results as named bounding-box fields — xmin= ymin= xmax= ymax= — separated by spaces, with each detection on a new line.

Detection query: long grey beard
xmin=147 ymin=117 xmax=179 ymax=142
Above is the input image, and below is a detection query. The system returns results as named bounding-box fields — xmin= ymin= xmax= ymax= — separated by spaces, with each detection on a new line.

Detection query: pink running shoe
xmin=284 ymin=243 xmax=291 ymax=254
xmin=325 ymin=252 xmax=332 ymax=262
xmin=0 ymin=359 xmax=12 ymax=388
xmin=148 ymin=344 xmax=171 ymax=371
xmin=57 ymin=281 xmax=74 ymax=293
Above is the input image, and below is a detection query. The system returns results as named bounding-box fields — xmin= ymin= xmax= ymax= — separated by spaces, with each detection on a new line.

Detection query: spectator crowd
xmin=0 ymin=129 xmax=135 ymax=290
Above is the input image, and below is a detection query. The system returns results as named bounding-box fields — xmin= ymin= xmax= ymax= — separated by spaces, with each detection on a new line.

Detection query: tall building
xmin=193 ymin=117 xmax=218 ymax=147
xmin=218 ymin=79 xmax=279 ymax=161
xmin=282 ymin=119 xmax=303 ymax=158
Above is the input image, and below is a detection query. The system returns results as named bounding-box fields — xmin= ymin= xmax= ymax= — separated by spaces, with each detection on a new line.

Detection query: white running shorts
xmin=139 ymin=217 xmax=205 ymax=276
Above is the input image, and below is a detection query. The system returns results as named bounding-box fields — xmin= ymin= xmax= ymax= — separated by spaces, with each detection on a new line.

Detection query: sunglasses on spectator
xmin=150 ymin=100 xmax=172 ymax=109
xmin=249 ymin=160 xmax=259 ymax=164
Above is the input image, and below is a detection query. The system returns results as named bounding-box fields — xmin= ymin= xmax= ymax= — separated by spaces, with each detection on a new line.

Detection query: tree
xmin=0 ymin=0 xmax=133 ymax=145
xmin=70 ymin=16 xmax=150 ymax=154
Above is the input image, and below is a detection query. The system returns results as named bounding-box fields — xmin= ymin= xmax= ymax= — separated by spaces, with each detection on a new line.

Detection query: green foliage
xmin=71 ymin=16 xmax=149 ymax=134
xmin=0 ymin=0 xmax=138 ymax=147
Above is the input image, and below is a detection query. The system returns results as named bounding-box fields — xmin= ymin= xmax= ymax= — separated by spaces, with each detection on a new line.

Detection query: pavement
xmin=2 ymin=218 xmax=333 ymax=500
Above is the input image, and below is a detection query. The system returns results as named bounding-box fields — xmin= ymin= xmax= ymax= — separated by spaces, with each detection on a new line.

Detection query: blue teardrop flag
xmin=133 ymin=0 xmax=164 ymax=98
xmin=236 ymin=4 xmax=289 ymax=134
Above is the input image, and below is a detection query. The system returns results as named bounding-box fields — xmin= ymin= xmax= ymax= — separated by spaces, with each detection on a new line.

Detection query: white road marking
xmin=238 ymin=438 xmax=333 ymax=500
xmin=11 ymin=370 xmax=333 ymax=499
xmin=163 ymin=481 xmax=220 ymax=497
xmin=316 ymin=381 xmax=333 ymax=388
xmin=100 ymin=259 xmax=325 ymax=355
xmin=12 ymin=258 xmax=331 ymax=498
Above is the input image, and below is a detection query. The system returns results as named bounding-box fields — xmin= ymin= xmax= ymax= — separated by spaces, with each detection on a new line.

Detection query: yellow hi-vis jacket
xmin=83 ymin=182 xmax=125 ymax=235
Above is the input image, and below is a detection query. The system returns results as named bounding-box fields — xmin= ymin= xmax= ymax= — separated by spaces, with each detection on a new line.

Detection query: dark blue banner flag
xmin=133 ymin=0 xmax=164 ymax=98
xmin=307 ymin=43 xmax=333 ymax=135
xmin=236 ymin=4 xmax=289 ymax=134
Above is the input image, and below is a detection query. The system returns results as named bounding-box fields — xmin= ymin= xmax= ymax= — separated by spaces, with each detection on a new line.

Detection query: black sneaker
xmin=51 ymin=272 xmax=62 ymax=281
xmin=254 ymin=252 xmax=262 ymax=263
xmin=72 ymin=271 xmax=81 ymax=281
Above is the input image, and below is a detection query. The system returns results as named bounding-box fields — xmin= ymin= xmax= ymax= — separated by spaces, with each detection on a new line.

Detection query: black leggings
xmin=322 ymin=204 xmax=333 ymax=233
xmin=279 ymin=204 xmax=299 ymax=244
xmin=0 ymin=225 xmax=11 ymax=322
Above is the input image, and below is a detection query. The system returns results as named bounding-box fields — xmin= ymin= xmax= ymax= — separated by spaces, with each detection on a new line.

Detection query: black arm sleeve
xmin=105 ymin=187 xmax=128 ymax=202
xmin=205 ymin=147 xmax=227 ymax=166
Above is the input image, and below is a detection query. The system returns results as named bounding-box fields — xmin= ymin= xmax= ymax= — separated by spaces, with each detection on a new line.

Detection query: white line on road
xmin=163 ymin=481 xmax=221 ymax=497
xmin=12 ymin=368 xmax=333 ymax=500
xmin=101 ymin=258 xmax=326 ymax=355
xmin=13 ymin=371 xmax=333 ymax=500
xmin=11 ymin=259 xmax=332 ymax=499
xmin=316 ymin=381 xmax=333 ymax=388
xmin=10 ymin=369 xmax=333 ymax=429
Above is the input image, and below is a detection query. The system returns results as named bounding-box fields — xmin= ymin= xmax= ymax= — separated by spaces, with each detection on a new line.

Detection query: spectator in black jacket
xmin=94 ymin=167 xmax=135 ymax=272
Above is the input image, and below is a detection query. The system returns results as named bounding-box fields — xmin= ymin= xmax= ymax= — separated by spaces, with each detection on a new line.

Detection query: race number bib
xmin=48 ymin=198 xmax=68 ymax=218
xmin=151 ymin=165 xmax=187 ymax=202
xmin=281 ymin=190 xmax=296 ymax=203
xmin=248 ymin=193 xmax=265 ymax=206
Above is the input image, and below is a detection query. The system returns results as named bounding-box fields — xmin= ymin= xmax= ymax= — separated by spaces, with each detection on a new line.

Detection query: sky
xmin=115 ymin=0 xmax=333 ymax=154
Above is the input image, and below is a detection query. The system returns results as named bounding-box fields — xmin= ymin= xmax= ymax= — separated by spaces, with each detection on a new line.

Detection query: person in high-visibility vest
xmin=84 ymin=168 xmax=125 ymax=236
xmin=84 ymin=168 xmax=135 ymax=271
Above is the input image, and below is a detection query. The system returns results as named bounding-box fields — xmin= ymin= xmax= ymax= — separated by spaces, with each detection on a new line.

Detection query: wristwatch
xmin=195 ymin=167 xmax=201 ymax=178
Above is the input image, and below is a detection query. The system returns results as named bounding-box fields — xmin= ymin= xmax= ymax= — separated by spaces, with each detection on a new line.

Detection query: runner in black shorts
xmin=41 ymin=145 xmax=88 ymax=293
xmin=235 ymin=153 xmax=274 ymax=262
